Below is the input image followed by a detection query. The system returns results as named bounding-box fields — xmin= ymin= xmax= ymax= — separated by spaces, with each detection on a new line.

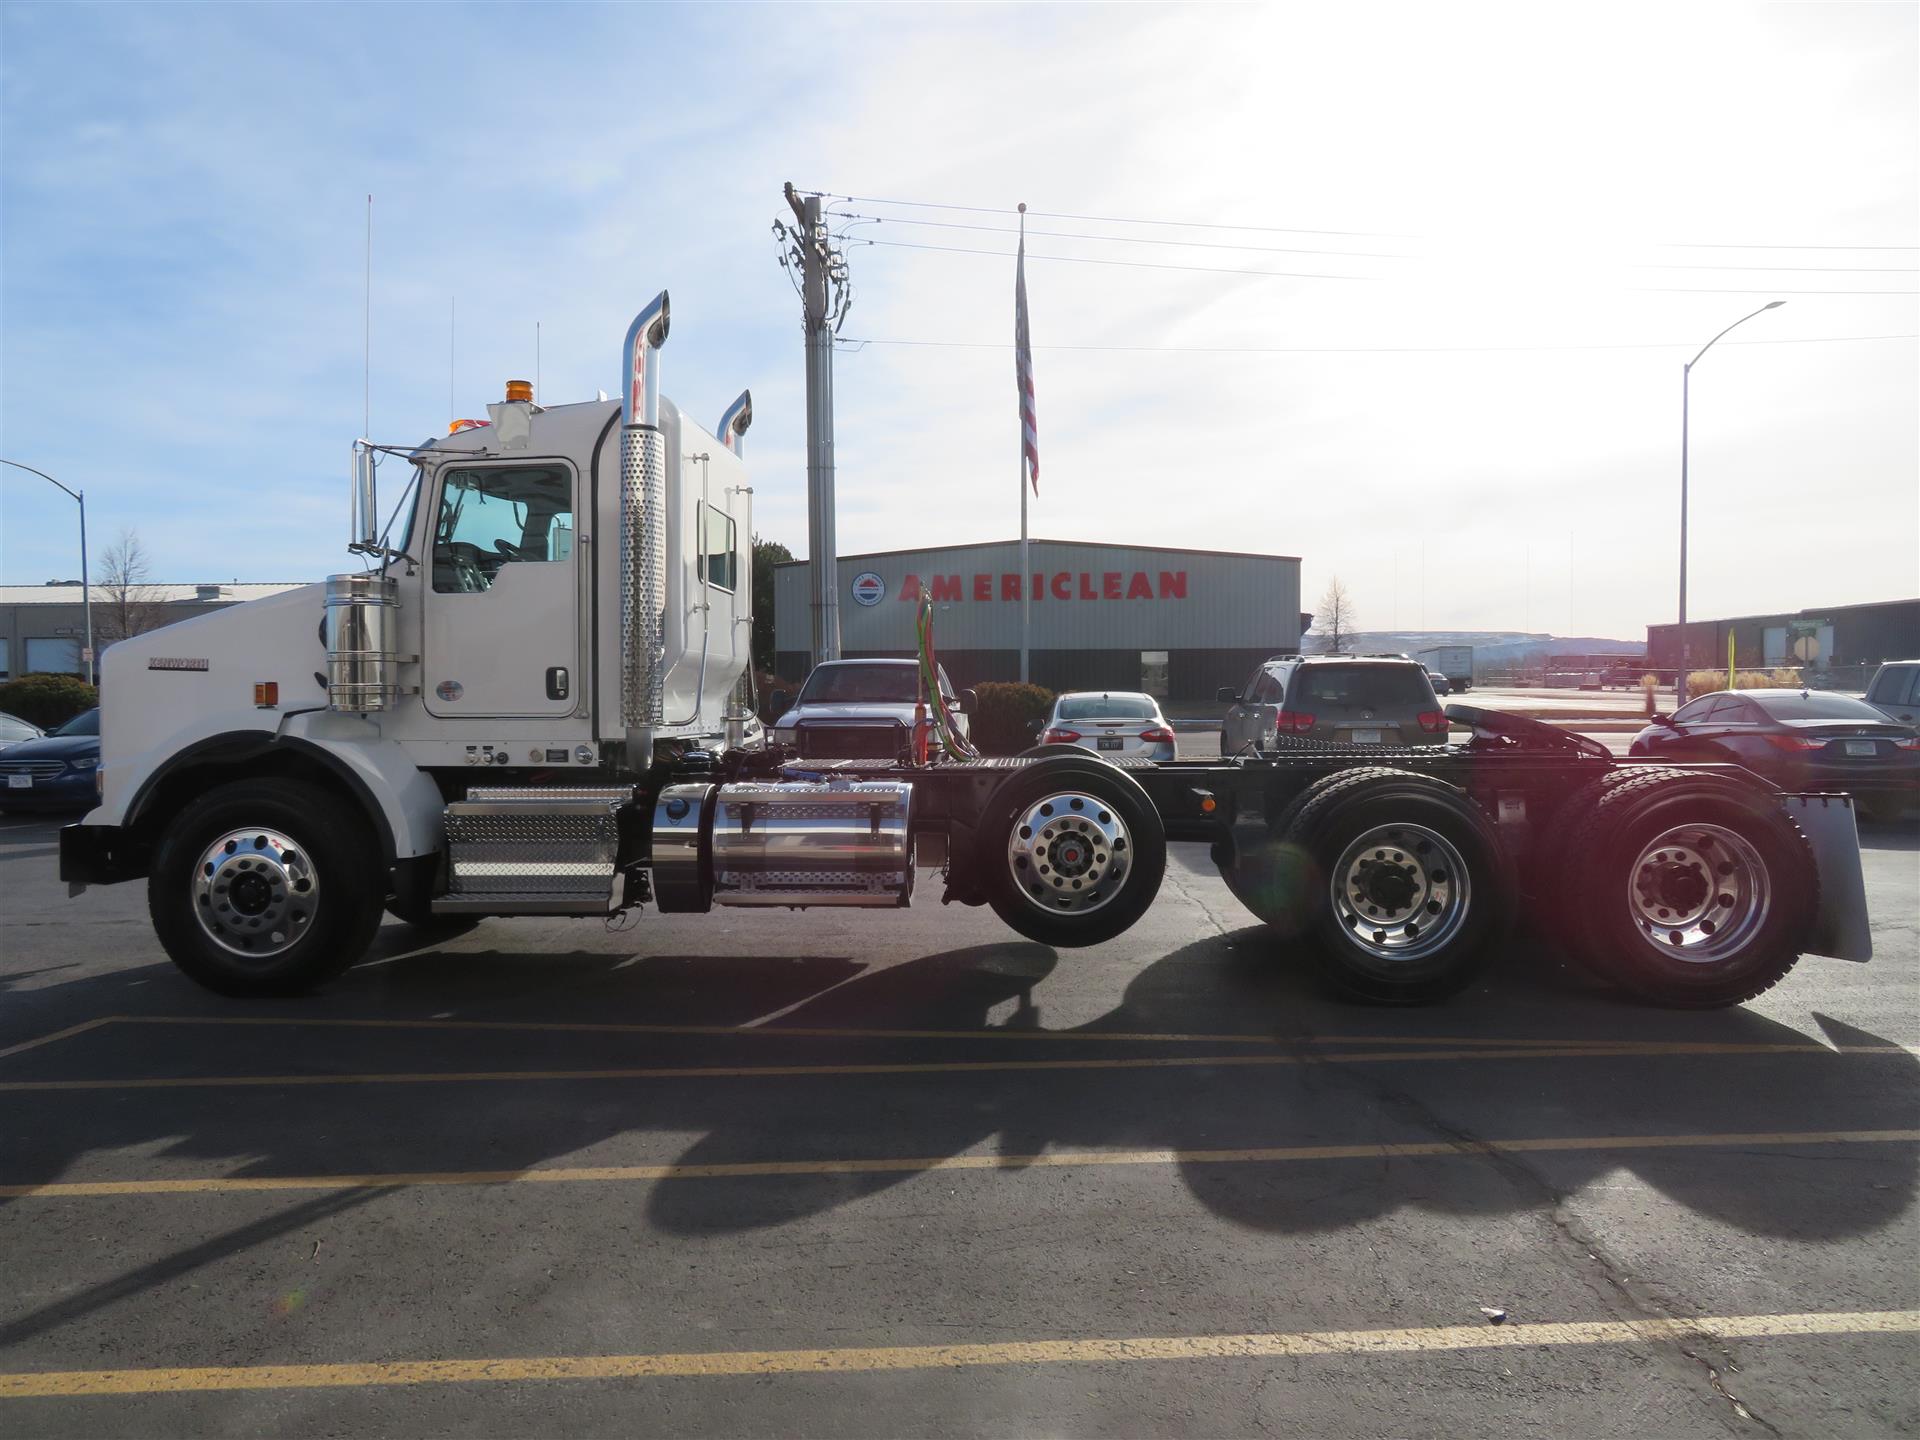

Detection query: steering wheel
xmin=493 ymin=538 xmax=532 ymax=563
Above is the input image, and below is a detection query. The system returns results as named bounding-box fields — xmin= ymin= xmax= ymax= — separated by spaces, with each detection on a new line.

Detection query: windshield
xmin=1057 ymin=695 xmax=1158 ymax=721
xmin=0 ymin=715 xmax=39 ymax=742
xmin=54 ymin=709 xmax=99 ymax=737
xmin=1755 ymin=692 xmax=1896 ymax=723
xmin=798 ymin=665 xmax=923 ymax=704
xmin=1295 ymin=665 xmax=1434 ymax=708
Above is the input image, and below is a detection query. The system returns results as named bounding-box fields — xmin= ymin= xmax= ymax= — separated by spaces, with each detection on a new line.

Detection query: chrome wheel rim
xmin=192 ymin=827 xmax=319 ymax=959
xmin=1006 ymin=791 xmax=1130 ymax=915
xmin=1628 ymin=823 xmax=1769 ymax=963
xmin=1330 ymin=822 xmax=1471 ymax=964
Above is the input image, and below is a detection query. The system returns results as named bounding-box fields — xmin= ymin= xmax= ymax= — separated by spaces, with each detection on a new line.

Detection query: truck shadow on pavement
xmin=4 ymin=923 xmax=1911 ymax=1264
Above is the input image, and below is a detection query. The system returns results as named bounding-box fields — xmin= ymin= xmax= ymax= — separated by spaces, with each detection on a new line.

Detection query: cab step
xmin=433 ymin=785 xmax=631 ymax=916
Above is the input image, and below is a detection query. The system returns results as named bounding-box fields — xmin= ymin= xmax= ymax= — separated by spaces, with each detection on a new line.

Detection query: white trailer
xmin=1417 ymin=645 xmax=1473 ymax=690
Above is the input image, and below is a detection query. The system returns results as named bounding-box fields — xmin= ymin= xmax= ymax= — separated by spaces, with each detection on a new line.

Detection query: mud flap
xmin=1783 ymin=794 xmax=1872 ymax=961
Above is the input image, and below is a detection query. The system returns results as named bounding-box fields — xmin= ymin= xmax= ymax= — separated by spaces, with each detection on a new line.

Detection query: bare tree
xmin=97 ymin=529 xmax=170 ymax=646
xmin=1315 ymin=576 xmax=1357 ymax=654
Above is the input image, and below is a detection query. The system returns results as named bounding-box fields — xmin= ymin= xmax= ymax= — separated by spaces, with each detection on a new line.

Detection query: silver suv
xmin=1865 ymin=660 xmax=1919 ymax=726
xmin=1219 ymin=655 xmax=1447 ymax=752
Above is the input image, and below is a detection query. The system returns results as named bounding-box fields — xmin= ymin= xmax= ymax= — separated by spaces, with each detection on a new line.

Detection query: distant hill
xmin=1303 ymin=631 xmax=1647 ymax=673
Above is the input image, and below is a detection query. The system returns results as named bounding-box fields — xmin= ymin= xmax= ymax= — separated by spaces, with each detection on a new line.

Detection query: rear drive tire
xmin=1557 ymin=771 xmax=1816 ymax=1008
xmin=148 ymin=778 xmax=385 ymax=996
xmin=1276 ymin=768 xmax=1511 ymax=1004
xmin=980 ymin=755 xmax=1165 ymax=947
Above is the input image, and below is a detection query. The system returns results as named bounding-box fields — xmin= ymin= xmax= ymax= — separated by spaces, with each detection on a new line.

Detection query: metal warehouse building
xmin=773 ymin=539 xmax=1302 ymax=703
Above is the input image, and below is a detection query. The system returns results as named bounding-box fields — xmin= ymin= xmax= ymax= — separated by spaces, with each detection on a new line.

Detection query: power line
xmin=811 ymin=188 xmax=1919 ymax=254
xmin=858 ymin=237 xmax=1920 ymax=294
xmin=834 ymin=211 xmax=1916 ymax=274
xmin=835 ymin=333 xmax=1919 ymax=356
xmin=858 ymin=236 xmax=1375 ymax=281
xmin=831 ymin=210 xmax=1412 ymax=260
xmin=813 ymin=191 xmax=1409 ymax=238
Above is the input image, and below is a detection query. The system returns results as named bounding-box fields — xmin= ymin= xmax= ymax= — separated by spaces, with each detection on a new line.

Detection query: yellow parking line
xmin=0 ymin=1016 xmax=121 ymax=1062
xmin=7 ymin=1128 xmax=1913 ymax=1199
xmin=1 ymin=1040 xmax=1911 ymax=1094
xmin=98 ymin=1013 xmax=1649 ymax=1048
xmin=2 ymin=1310 xmax=1912 ymax=1397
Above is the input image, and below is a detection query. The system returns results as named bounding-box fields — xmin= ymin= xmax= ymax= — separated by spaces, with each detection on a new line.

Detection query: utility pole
xmin=780 ymin=183 xmax=850 ymax=667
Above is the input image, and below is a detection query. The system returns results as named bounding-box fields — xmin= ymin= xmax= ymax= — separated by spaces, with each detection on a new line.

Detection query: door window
xmin=1671 ymin=696 xmax=1719 ymax=724
xmin=433 ymin=465 xmax=574 ymax=593
xmin=1251 ymin=670 xmax=1285 ymax=704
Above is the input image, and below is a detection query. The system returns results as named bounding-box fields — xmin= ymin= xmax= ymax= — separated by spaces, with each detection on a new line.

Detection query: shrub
xmin=1687 ymin=668 xmax=1803 ymax=696
xmin=0 ymin=673 xmax=98 ymax=729
xmin=970 ymin=682 xmax=1055 ymax=756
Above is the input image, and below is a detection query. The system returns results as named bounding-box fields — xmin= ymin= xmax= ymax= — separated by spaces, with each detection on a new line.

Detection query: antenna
xmin=363 ymin=194 xmax=372 ymax=439
xmin=536 ymin=321 xmax=541 ymax=402
xmin=449 ymin=297 xmax=456 ymax=425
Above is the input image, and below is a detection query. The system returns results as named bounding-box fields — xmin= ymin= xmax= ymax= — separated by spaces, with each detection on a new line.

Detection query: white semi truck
xmin=62 ymin=293 xmax=1873 ymax=1008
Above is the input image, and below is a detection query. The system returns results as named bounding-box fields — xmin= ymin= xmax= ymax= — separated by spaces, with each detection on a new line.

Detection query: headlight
xmin=69 ymin=758 xmax=97 ymax=771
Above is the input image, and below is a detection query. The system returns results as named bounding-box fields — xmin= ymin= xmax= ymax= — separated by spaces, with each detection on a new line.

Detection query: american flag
xmin=1015 ymin=224 xmax=1038 ymax=495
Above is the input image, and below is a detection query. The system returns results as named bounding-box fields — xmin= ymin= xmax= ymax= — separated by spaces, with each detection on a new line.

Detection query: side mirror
xmin=769 ymin=689 xmax=791 ymax=715
xmin=1650 ymin=712 xmax=1670 ymax=725
xmin=1216 ymin=686 xmax=1238 ymax=704
xmin=959 ymin=687 xmax=978 ymax=713
xmin=1027 ymin=717 xmax=1044 ymax=736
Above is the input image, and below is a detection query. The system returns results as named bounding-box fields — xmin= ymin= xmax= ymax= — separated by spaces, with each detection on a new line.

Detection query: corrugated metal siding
xmin=774 ymin=541 xmax=1299 ymax=656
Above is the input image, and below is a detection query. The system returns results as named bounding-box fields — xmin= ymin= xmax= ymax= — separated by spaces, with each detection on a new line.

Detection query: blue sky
xmin=3 ymin=2 xmax=1915 ymax=638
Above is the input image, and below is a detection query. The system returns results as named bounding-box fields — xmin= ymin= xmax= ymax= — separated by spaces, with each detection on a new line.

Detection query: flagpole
xmin=1018 ymin=202 xmax=1030 ymax=685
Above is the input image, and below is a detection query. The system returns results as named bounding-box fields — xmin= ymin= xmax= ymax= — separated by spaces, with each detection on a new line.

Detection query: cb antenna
xmin=362 ymin=193 xmax=372 ymax=439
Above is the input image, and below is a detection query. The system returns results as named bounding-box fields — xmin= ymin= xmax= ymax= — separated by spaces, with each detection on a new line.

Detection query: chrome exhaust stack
xmin=619 ymin=292 xmax=671 ymax=769
xmin=717 ymin=390 xmax=752 ymax=457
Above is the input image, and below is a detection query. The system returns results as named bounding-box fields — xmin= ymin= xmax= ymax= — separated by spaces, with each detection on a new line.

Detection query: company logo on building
xmin=850 ymin=571 xmax=887 ymax=607
xmin=895 ymin=570 xmax=1188 ymax=603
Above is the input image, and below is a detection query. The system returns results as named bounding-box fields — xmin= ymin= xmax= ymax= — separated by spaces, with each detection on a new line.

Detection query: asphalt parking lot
xmin=2 ymin=796 xmax=1916 ymax=1437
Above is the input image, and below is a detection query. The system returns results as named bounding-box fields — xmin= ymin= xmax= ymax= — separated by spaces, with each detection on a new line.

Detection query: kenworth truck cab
xmin=62 ymin=291 xmax=1873 ymax=1008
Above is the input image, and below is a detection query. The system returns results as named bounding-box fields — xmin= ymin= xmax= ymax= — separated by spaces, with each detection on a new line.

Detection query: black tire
xmin=148 ymin=777 xmax=385 ymax=996
xmin=1557 ymin=771 xmax=1817 ymax=1008
xmin=1214 ymin=767 xmax=1416 ymax=935
xmin=1275 ymin=768 xmax=1512 ymax=1004
xmin=979 ymin=754 xmax=1165 ymax=947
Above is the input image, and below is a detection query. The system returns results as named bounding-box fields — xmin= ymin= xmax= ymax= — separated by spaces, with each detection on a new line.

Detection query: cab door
xmin=423 ymin=460 xmax=581 ymax=718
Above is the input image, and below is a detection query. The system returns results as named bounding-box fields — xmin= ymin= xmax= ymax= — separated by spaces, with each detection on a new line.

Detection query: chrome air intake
xmin=620 ymin=292 xmax=671 ymax=768
xmin=323 ymin=572 xmax=400 ymax=712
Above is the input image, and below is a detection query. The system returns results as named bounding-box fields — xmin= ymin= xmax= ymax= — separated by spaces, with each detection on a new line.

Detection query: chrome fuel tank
xmin=709 ymin=779 xmax=913 ymax=908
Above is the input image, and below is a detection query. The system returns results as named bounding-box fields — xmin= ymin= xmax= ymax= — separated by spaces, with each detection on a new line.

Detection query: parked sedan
xmin=0 ymin=707 xmax=100 ymax=812
xmin=0 ymin=712 xmax=44 ymax=752
xmin=1629 ymin=689 xmax=1919 ymax=821
xmin=1038 ymin=691 xmax=1177 ymax=762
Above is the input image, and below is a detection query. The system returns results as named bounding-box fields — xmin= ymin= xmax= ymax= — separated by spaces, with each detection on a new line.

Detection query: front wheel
xmin=148 ymin=777 xmax=385 ymax=996
xmin=980 ymin=756 xmax=1166 ymax=947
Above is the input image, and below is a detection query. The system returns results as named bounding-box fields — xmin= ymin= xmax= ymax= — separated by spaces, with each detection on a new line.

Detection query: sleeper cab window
xmin=701 ymin=502 xmax=738 ymax=592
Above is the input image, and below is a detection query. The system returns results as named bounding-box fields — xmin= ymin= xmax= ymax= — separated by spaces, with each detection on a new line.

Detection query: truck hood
xmin=773 ymin=701 xmax=920 ymax=729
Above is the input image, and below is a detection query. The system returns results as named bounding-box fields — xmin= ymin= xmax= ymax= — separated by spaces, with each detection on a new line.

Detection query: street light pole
xmin=1676 ymin=300 xmax=1784 ymax=705
xmin=1 ymin=458 xmax=95 ymax=681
